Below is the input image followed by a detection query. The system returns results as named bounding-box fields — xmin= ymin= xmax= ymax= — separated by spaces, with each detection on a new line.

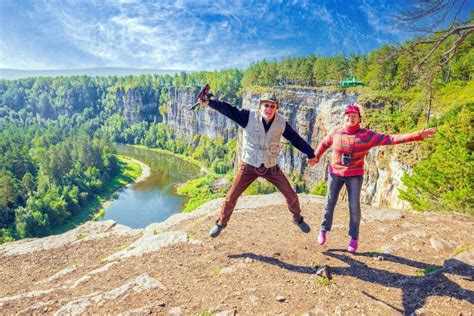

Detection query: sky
xmin=0 ymin=0 xmax=472 ymax=71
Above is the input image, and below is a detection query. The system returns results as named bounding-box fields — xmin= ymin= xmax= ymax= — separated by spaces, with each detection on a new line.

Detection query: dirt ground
xmin=0 ymin=194 xmax=473 ymax=315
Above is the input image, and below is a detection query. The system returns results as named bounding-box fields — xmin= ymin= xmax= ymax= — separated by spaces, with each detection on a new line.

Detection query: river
xmin=98 ymin=144 xmax=201 ymax=228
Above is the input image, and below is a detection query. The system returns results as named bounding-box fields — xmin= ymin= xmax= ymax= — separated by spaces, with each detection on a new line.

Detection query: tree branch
xmin=439 ymin=28 xmax=474 ymax=65
xmin=391 ymin=0 xmax=472 ymax=68
xmin=416 ymin=24 xmax=474 ymax=67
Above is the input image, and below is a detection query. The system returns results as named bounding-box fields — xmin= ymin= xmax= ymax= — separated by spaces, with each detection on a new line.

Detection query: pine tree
xmin=399 ymin=105 xmax=473 ymax=214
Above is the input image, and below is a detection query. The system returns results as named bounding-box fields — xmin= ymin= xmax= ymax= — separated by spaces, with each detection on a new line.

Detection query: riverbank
xmin=93 ymin=156 xmax=151 ymax=220
xmin=131 ymin=144 xmax=208 ymax=174
xmin=126 ymin=157 xmax=151 ymax=184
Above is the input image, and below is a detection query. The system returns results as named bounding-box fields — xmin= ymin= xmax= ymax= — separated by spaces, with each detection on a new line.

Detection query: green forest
xmin=1 ymin=22 xmax=473 ymax=243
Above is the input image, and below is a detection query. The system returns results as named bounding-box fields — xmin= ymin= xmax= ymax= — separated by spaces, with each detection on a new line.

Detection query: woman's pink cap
xmin=344 ymin=104 xmax=361 ymax=116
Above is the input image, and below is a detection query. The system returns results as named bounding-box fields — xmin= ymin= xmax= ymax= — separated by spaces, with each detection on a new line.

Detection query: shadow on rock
xmin=324 ymin=249 xmax=474 ymax=315
xmin=228 ymin=253 xmax=318 ymax=274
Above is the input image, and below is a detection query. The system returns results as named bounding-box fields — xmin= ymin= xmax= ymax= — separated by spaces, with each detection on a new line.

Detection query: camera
xmin=341 ymin=153 xmax=352 ymax=165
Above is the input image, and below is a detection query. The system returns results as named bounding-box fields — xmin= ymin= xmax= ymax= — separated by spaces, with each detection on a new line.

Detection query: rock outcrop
xmin=0 ymin=194 xmax=472 ymax=315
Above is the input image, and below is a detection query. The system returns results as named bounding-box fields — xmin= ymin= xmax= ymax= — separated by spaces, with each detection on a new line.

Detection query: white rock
xmin=53 ymin=292 xmax=103 ymax=316
xmin=219 ymin=262 xmax=247 ymax=275
xmin=363 ymin=208 xmax=403 ymax=221
xmin=0 ymin=289 xmax=54 ymax=306
xmin=48 ymin=265 xmax=77 ymax=282
xmin=54 ymin=273 xmax=165 ymax=316
xmin=66 ymin=262 xmax=119 ymax=288
xmin=444 ymin=246 xmax=474 ymax=269
xmin=248 ymin=295 xmax=259 ymax=304
xmin=168 ymin=306 xmax=183 ymax=315
xmin=429 ymin=237 xmax=457 ymax=252
xmin=392 ymin=230 xmax=426 ymax=241
xmin=379 ymin=244 xmax=399 ymax=253
xmin=215 ymin=310 xmax=236 ymax=316
xmin=0 ymin=220 xmax=139 ymax=256
xmin=301 ymin=308 xmax=329 ymax=316
xmin=105 ymin=231 xmax=189 ymax=261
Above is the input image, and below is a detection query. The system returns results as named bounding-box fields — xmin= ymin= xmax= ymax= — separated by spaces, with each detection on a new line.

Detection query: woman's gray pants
xmin=320 ymin=173 xmax=363 ymax=239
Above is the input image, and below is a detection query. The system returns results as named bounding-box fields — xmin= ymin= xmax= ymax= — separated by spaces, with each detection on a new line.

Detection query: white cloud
xmin=0 ymin=0 xmax=420 ymax=70
xmin=24 ymin=0 xmax=296 ymax=70
xmin=359 ymin=0 xmax=402 ymax=37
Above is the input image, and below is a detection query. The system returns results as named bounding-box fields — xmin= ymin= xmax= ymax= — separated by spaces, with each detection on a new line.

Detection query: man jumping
xmin=198 ymin=89 xmax=318 ymax=237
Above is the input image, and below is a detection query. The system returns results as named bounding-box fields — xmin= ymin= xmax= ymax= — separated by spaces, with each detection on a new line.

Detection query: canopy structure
xmin=340 ymin=76 xmax=364 ymax=87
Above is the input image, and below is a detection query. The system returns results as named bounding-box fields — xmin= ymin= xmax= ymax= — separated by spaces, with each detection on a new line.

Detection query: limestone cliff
xmin=114 ymin=87 xmax=159 ymax=123
xmin=163 ymin=86 xmax=237 ymax=141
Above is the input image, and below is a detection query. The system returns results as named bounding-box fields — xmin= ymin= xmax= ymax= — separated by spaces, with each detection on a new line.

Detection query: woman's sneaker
xmin=348 ymin=238 xmax=358 ymax=253
xmin=317 ymin=231 xmax=326 ymax=245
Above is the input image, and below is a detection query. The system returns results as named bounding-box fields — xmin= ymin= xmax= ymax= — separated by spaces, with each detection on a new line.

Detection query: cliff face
xmin=159 ymin=86 xmax=415 ymax=209
xmin=163 ymin=87 xmax=236 ymax=141
xmin=115 ymin=88 xmax=159 ymax=123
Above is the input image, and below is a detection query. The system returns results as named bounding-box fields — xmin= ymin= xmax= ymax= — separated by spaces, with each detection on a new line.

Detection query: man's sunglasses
xmin=262 ymin=103 xmax=277 ymax=109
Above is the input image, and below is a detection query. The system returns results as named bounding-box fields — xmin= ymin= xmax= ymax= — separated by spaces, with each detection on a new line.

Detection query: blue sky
xmin=0 ymin=0 xmax=472 ymax=71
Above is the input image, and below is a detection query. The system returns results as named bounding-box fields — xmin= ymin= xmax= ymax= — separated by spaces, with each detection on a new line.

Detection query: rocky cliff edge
xmin=0 ymin=194 xmax=473 ymax=315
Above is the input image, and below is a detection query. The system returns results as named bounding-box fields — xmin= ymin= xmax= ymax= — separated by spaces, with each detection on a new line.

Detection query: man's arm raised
xmin=199 ymin=97 xmax=250 ymax=129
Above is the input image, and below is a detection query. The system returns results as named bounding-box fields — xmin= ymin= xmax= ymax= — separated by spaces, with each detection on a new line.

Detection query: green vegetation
xmin=0 ymin=19 xmax=472 ymax=244
xmin=451 ymin=244 xmax=473 ymax=257
xmin=314 ymin=276 xmax=332 ymax=286
xmin=114 ymin=156 xmax=142 ymax=186
xmin=415 ymin=265 xmax=440 ymax=277
xmin=244 ymin=178 xmax=278 ymax=195
xmin=310 ymin=181 xmax=327 ymax=196
xmin=76 ymin=233 xmax=88 ymax=240
xmin=211 ymin=267 xmax=222 ymax=277
xmin=399 ymin=103 xmax=473 ymax=215
xmin=244 ymin=172 xmax=308 ymax=196
xmin=0 ymin=122 xmax=119 ymax=242
xmin=172 ymin=136 xmax=237 ymax=211
xmin=0 ymin=71 xmax=242 ymax=232
xmin=177 ymin=174 xmax=226 ymax=212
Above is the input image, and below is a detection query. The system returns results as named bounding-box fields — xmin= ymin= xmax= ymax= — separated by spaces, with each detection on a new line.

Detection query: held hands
xmin=308 ymin=156 xmax=319 ymax=166
xmin=419 ymin=127 xmax=436 ymax=139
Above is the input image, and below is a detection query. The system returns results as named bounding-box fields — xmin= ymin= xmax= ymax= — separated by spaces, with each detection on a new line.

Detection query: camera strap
xmin=340 ymin=133 xmax=356 ymax=155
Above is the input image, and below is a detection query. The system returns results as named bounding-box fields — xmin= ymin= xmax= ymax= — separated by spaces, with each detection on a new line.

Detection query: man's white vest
xmin=242 ymin=110 xmax=286 ymax=168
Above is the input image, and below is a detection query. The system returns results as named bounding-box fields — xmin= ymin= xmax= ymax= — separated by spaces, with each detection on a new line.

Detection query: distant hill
xmin=0 ymin=67 xmax=182 ymax=80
